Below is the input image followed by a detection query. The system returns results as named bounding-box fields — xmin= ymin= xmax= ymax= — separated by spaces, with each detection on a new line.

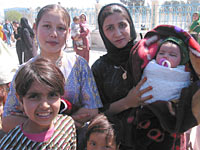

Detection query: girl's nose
xmin=50 ymin=28 xmax=57 ymax=38
xmin=40 ymin=100 xmax=50 ymax=109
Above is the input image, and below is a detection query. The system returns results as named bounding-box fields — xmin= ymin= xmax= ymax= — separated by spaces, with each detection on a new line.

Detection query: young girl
xmin=2 ymin=4 xmax=102 ymax=149
xmin=0 ymin=57 xmax=76 ymax=149
xmin=86 ymin=114 xmax=121 ymax=150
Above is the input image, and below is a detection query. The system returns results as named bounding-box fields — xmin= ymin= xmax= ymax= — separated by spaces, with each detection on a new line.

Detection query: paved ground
xmin=9 ymin=44 xmax=106 ymax=67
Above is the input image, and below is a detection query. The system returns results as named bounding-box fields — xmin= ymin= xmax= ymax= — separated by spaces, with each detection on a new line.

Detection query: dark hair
xmin=15 ymin=57 xmax=65 ymax=99
xmin=98 ymin=3 xmax=131 ymax=29
xmin=73 ymin=16 xmax=80 ymax=21
xmin=86 ymin=113 xmax=121 ymax=147
xmin=35 ymin=4 xmax=70 ymax=29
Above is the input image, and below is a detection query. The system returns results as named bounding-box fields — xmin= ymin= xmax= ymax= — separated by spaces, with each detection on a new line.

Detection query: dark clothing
xmin=20 ymin=17 xmax=37 ymax=62
xmin=14 ymin=27 xmax=23 ymax=64
xmin=92 ymin=4 xmax=200 ymax=150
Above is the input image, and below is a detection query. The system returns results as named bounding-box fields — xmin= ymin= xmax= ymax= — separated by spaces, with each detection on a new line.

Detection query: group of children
xmin=0 ymin=3 xmax=200 ymax=150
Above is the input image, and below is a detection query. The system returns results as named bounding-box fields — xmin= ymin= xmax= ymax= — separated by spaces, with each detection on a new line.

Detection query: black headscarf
xmin=98 ymin=3 xmax=137 ymax=65
xmin=20 ymin=17 xmax=35 ymax=39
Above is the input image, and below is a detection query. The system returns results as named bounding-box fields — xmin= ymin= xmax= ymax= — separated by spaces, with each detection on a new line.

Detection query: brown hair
xmin=35 ymin=4 xmax=70 ymax=29
xmin=15 ymin=57 xmax=65 ymax=99
xmin=86 ymin=113 xmax=121 ymax=147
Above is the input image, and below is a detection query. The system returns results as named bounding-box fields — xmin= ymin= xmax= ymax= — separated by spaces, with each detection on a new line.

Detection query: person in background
xmin=0 ymin=57 xmax=76 ymax=149
xmin=13 ymin=21 xmax=23 ymax=65
xmin=2 ymin=4 xmax=102 ymax=149
xmin=3 ymin=19 xmax=13 ymax=47
xmin=71 ymin=16 xmax=83 ymax=50
xmin=20 ymin=17 xmax=37 ymax=63
xmin=0 ymin=37 xmax=18 ymax=138
xmin=86 ymin=113 xmax=121 ymax=150
xmin=73 ymin=14 xmax=90 ymax=63
xmin=189 ymin=12 xmax=200 ymax=44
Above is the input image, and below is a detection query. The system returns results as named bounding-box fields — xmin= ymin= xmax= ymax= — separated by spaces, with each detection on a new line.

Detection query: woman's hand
xmin=71 ymin=113 xmax=90 ymax=129
xmin=125 ymin=77 xmax=152 ymax=108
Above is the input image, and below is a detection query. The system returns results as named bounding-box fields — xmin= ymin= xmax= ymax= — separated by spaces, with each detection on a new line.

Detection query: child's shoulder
xmin=53 ymin=114 xmax=75 ymax=126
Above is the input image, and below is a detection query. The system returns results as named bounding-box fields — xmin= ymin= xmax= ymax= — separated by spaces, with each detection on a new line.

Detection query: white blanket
xmin=140 ymin=60 xmax=190 ymax=103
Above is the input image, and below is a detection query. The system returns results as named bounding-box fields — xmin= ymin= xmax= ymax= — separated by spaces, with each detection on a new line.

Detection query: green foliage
xmin=5 ymin=10 xmax=22 ymax=22
xmin=120 ymin=0 xmax=145 ymax=6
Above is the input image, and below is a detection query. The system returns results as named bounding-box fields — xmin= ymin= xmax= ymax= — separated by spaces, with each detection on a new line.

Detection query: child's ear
xmin=15 ymin=94 xmax=24 ymax=112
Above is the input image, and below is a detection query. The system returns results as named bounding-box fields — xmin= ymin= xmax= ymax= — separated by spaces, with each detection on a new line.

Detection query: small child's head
xmin=73 ymin=16 xmax=80 ymax=24
xmin=0 ymin=84 xmax=9 ymax=116
xmin=86 ymin=114 xmax=120 ymax=150
xmin=192 ymin=12 xmax=200 ymax=21
xmin=156 ymin=37 xmax=189 ymax=68
xmin=15 ymin=57 xmax=65 ymax=131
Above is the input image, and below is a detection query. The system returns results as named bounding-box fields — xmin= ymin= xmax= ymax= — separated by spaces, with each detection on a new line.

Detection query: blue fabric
xmin=3 ymin=52 xmax=102 ymax=117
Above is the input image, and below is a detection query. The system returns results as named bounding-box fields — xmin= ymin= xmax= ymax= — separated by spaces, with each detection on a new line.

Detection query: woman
xmin=2 ymin=4 xmax=102 ymax=145
xmin=92 ymin=3 xmax=200 ymax=150
xmin=91 ymin=3 xmax=152 ymax=149
xmin=20 ymin=17 xmax=37 ymax=62
xmin=73 ymin=14 xmax=90 ymax=63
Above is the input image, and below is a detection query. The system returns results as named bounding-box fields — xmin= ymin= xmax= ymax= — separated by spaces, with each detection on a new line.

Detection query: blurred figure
xmin=189 ymin=12 xmax=200 ymax=44
xmin=3 ymin=19 xmax=13 ymax=47
xmin=13 ymin=21 xmax=23 ymax=65
xmin=20 ymin=17 xmax=37 ymax=63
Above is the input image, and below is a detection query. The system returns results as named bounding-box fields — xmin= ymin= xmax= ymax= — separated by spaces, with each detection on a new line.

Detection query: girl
xmin=0 ymin=57 xmax=76 ymax=149
xmin=86 ymin=114 xmax=121 ymax=150
xmin=73 ymin=14 xmax=90 ymax=63
xmin=2 ymin=4 xmax=102 ymax=147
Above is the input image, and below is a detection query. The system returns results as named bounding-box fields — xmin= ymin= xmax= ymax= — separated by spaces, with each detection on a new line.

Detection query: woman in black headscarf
xmin=92 ymin=3 xmax=200 ymax=150
xmin=20 ymin=17 xmax=37 ymax=62
xmin=91 ymin=3 xmax=152 ymax=149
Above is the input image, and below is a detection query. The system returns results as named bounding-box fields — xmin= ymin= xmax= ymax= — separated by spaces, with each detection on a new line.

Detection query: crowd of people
xmin=0 ymin=3 xmax=200 ymax=150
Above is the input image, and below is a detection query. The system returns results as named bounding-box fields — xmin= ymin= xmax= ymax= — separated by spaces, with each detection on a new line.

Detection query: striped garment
xmin=0 ymin=115 xmax=76 ymax=150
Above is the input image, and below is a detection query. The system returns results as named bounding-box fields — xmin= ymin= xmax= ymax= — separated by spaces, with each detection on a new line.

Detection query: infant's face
xmin=156 ymin=42 xmax=181 ymax=68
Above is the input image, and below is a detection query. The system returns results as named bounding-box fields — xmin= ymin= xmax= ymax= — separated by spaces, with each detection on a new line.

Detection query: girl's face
xmin=192 ymin=13 xmax=199 ymax=21
xmin=87 ymin=132 xmax=118 ymax=150
xmin=34 ymin=10 xmax=69 ymax=55
xmin=156 ymin=42 xmax=181 ymax=68
xmin=20 ymin=80 xmax=61 ymax=133
xmin=80 ymin=14 xmax=86 ymax=23
xmin=103 ymin=12 xmax=130 ymax=48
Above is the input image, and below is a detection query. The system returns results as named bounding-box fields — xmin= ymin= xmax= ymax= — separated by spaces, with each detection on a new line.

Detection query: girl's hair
xmin=35 ymin=4 xmax=70 ymax=29
xmin=0 ymin=84 xmax=10 ymax=105
xmin=86 ymin=113 xmax=121 ymax=147
xmin=15 ymin=57 xmax=65 ymax=99
xmin=98 ymin=3 xmax=131 ymax=28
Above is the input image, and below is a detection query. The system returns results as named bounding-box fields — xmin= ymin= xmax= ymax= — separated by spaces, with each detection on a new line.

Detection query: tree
xmin=5 ymin=10 xmax=22 ymax=22
xmin=120 ymin=0 xmax=145 ymax=6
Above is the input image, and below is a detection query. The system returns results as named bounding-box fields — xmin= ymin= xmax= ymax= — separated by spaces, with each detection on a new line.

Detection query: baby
xmin=140 ymin=37 xmax=190 ymax=103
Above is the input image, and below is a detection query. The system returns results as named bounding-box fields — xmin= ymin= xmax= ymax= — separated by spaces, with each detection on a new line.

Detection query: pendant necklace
xmin=120 ymin=66 xmax=127 ymax=80
xmin=114 ymin=65 xmax=128 ymax=80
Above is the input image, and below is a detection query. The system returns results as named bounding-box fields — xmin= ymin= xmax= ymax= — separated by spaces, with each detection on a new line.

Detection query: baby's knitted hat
xmin=158 ymin=36 xmax=189 ymax=65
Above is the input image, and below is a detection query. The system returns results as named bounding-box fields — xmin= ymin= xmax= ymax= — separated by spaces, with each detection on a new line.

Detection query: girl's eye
xmin=158 ymin=52 xmax=164 ymax=55
xmin=58 ymin=26 xmax=66 ymax=31
xmin=28 ymin=93 xmax=39 ymax=100
xmin=48 ymin=91 xmax=59 ymax=99
xmin=43 ymin=24 xmax=50 ymax=29
xmin=170 ymin=53 xmax=177 ymax=57
xmin=89 ymin=141 xmax=96 ymax=146
xmin=119 ymin=22 xmax=127 ymax=28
